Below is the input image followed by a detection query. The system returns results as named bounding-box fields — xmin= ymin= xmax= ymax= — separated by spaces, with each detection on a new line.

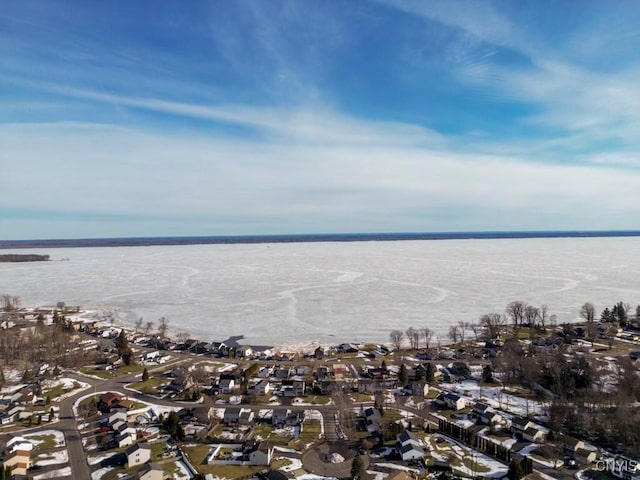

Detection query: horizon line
xmin=2 ymin=229 xmax=640 ymax=249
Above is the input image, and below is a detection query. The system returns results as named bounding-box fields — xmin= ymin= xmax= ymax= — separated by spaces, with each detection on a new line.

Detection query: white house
xmin=115 ymin=432 xmax=137 ymax=448
xmin=435 ymin=393 xmax=466 ymax=410
xmin=397 ymin=430 xmax=424 ymax=461
xmin=256 ymin=380 xmax=271 ymax=396
xmin=219 ymin=378 xmax=235 ymax=394
xmin=126 ymin=443 xmax=151 ymax=468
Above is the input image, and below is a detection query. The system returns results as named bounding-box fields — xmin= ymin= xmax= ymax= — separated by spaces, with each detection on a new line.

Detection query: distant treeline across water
xmin=1 ymin=230 xmax=640 ymax=249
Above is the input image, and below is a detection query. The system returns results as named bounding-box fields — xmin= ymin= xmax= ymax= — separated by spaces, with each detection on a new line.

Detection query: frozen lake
xmin=1 ymin=237 xmax=640 ymax=346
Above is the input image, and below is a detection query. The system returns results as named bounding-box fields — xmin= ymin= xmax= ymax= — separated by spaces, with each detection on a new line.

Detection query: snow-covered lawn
xmin=172 ymin=460 xmax=193 ymax=479
xmin=374 ymin=463 xmax=419 ymax=473
xmin=24 ymin=430 xmax=65 ymax=449
xmin=439 ymin=379 xmax=546 ymax=418
xmin=43 ymin=377 xmax=91 ymax=402
xmin=279 ymin=458 xmax=303 ymax=471
xmin=304 ymin=409 xmax=325 ymax=435
xmin=34 ymin=449 xmax=69 ymax=466
xmin=87 ymin=451 xmax=119 ymax=466
xmin=424 ymin=435 xmax=508 ymax=478
xmin=33 ymin=466 xmax=72 ymax=479
xmin=91 ymin=466 xmax=114 ymax=480
xmin=297 ymin=475 xmax=338 ymax=480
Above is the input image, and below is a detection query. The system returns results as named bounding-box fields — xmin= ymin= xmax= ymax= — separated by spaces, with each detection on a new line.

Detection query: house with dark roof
xmin=137 ymin=462 xmax=164 ymax=480
xmin=397 ymin=430 xmax=424 ymax=461
xmin=126 ymin=443 xmax=151 ymax=468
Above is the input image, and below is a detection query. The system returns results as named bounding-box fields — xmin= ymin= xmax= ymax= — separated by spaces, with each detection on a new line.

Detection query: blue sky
xmin=2 ymin=0 xmax=640 ymax=239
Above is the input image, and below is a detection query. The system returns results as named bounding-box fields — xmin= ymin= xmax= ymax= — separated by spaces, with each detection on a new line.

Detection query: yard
xmin=130 ymin=376 xmax=166 ymax=395
xmin=181 ymin=444 xmax=288 ymax=478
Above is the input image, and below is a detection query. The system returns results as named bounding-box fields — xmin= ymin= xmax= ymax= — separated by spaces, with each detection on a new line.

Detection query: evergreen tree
xmin=482 ymin=364 xmax=494 ymax=383
xmin=424 ymin=363 xmax=435 ymax=382
xmin=142 ymin=367 xmax=149 ymax=382
xmin=163 ymin=411 xmax=186 ymax=440
xmin=414 ymin=364 xmax=426 ymax=382
xmin=350 ymin=454 xmax=366 ymax=480
xmin=398 ymin=363 xmax=408 ymax=384
xmin=508 ymin=459 xmax=525 ymax=480
xmin=50 ymin=407 xmax=55 ymax=421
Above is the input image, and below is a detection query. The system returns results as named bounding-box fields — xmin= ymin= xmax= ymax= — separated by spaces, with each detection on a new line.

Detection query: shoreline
xmin=3 ymin=229 xmax=640 ymax=250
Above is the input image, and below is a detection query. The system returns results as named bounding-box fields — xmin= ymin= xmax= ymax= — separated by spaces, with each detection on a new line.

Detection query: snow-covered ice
xmin=4 ymin=238 xmax=640 ymax=345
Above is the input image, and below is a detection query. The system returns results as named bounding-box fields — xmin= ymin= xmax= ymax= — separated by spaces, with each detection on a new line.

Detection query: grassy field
xmin=79 ymin=366 xmax=114 ymax=379
xmin=130 ymin=377 xmax=166 ymax=394
xmin=25 ymin=433 xmax=57 ymax=451
xmin=289 ymin=419 xmax=321 ymax=450
xmin=43 ymin=380 xmax=82 ymax=399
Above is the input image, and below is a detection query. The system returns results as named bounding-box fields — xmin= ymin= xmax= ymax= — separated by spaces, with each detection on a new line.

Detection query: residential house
xmin=115 ymin=432 xmax=136 ymax=448
xmin=332 ymin=364 xmax=349 ymax=380
xmin=473 ymin=402 xmax=502 ymax=425
xmin=558 ymin=434 xmax=585 ymax=453
xmin=239 ymin=409 xmax=255 ymax=426
xmin=364 ymin=407 xmax=382 ymax=433
xmin=255 ymin=380 xmax=271 ymax=396
xmin=219 ymin=378 xmax=236 ymax=394
xmin=272 ymin=408 xmax=290 ymax=427
xmin=244 ymin=441 xmax=273 ymax=466
xmin=3 ymin=448 xmax=31 ymax=476
xmin=434 ymin=393 xmax=466 ymax=410
xmin=100 ymin=392 xmax=124 ymax=411
xmin=137 ymin=462 xmax=164 ymax=480
xmin=397 ymin=430 xmax=424 ymax=461
xmin=108 ymin=411 xmax=128 ymax=426
xmin=336 ymin=343 xmax=359 ymax=354
xmin=3 ymin=437 xmax=32 ymax=476
xmin=223 ymin=407 xmax=241 ymax=425
xmin=126 ymin=443 xmax=151 ymax=468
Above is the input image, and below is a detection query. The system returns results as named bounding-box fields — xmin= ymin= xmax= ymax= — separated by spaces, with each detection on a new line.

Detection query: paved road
xmin=51 ymin=358 xmax=342 ymax=479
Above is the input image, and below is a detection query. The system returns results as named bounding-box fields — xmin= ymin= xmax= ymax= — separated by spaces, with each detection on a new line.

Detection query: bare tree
xmin=1 ymin=294 xmax=21 ymax=312
xmin=506 ymin=300 xmax=527 ymax=331
xmin=406 ymin=327 xmax=420 ymax=350
xmin=389 ymin=330 xmax=404 ymax=350
xmin=536 ymin=304 xmax=549 ymax=330
xmin=448 ymin=325 xmax=459 ymax=344
xmin=479 ymin=313 xmax=504 ymax=339
xmin=421 ymin=328 xmax=434 ymax=349
xmin=134 ymin=317 xmax=144 ymax=333
xmin=457 ymin=321 xmax=466 ymax=343
xmin=523 ymin=305 xmax=539 ymax=328
xmin=157 ymin=316 xmax=170 ymax=339
xmin=470 ymin=323 xmax=481 ymax=341
xmin=176 ymin=331 xmax=190 ymax=343
xmin=144 ymin=320 xmax=154 ymax=336
xmin=580 ymin=302 xmax=597 ymax=344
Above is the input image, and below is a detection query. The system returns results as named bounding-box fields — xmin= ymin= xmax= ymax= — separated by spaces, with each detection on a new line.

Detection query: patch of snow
xmin=35 ymin=449 xmax=69 ymax=466
xmin=172 ymin=460 xmax=193 ymax=479
xmin=91 ymin=467 xmax=114 ymax=480
xmin=88 ymin=451 xmax=119 ymax=466
xmin=279 ymin=458 xmax=303 ymax=471
xmin=374 ymin=463 xmax=419 ymax=473
xmin=24 ymin=430 xmax=65 ymax=448
xmin=326 ymin=453 xmax=344 ymax=464
xmin=33 ymin=466 xmax=72 ymax=479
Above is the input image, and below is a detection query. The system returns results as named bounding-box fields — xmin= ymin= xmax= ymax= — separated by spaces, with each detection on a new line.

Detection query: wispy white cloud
xmin=2 ymin=119 xmax=640 ymax=239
